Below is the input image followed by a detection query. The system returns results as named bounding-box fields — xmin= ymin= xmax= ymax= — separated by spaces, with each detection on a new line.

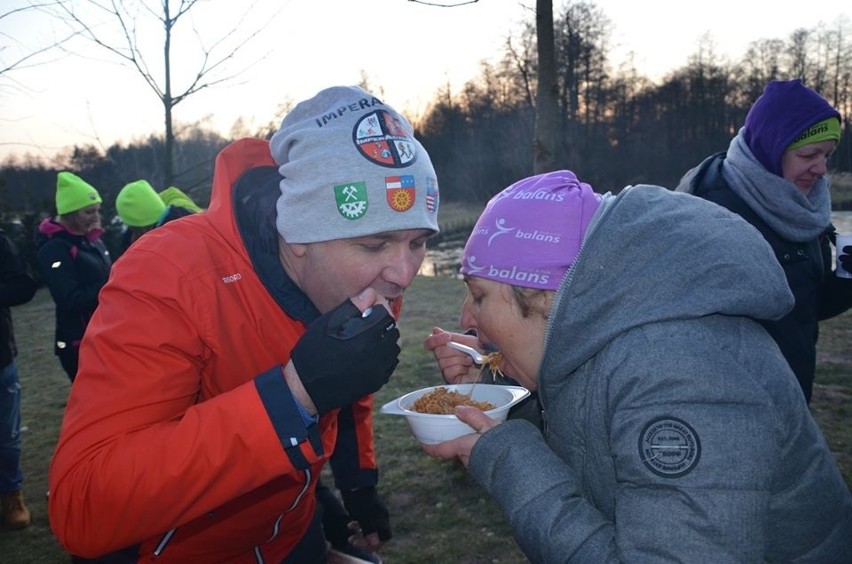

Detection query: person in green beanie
xmin=116 ymin=180 xmax=167 ymax=229
xmin=116 ymin=180 xmax=201 ymax=255
xmin=35 ymin=172 xmax=112 ymax=382
xmin=159 ymin=186 xmax=203 ymax=213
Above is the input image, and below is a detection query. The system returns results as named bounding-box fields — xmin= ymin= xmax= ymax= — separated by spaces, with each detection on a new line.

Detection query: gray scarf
xmin=720 ymin=129 xmax=831 ymax=241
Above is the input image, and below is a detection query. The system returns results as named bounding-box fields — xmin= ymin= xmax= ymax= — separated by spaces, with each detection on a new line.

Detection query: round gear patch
xmin=638 ymin=417 xmax=701 ymax=478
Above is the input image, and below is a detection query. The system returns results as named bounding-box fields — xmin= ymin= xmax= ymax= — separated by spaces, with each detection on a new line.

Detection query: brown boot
xmin=1 ymin=490 xmax=31 ymax=530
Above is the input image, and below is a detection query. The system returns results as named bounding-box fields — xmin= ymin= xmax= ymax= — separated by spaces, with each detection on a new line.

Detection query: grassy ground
xmin=2 ymin=277 xmax=850 ymax=563
xmin=832 ymin=172 xmax=852 ymax=209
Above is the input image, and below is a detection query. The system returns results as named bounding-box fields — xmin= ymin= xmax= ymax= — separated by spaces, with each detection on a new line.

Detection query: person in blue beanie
xmin=677 ymin=79 xmax=852 ymax=403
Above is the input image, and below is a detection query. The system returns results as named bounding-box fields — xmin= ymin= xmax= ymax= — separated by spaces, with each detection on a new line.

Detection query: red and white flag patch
xmin=386 ymin=175 xmax=416 ymax=212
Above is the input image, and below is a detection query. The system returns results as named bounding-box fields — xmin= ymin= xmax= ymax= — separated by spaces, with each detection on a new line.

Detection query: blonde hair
xmin=511 ymin=286 xmax=553 ymax=320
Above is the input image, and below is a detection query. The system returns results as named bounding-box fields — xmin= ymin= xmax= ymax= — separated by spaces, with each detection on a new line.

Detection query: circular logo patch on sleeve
xmin=638 ymin=417 xmax=701 ymax=478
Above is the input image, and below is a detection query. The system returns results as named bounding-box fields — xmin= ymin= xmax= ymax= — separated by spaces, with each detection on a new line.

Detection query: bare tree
xmin=552 ymin=1 xmax=611 ymax=175
xmin=42 ymin=0 xmax=278 ymax=185
xmin=534 ymin=0 xmax=557 ymax=173
xmin=0 ymin=2 xmax=81 ymax=77
xmin=0 ymin=3 xmax=85 ymax=164
xmin=408 ymin=0 xmax=480 ymax=6
xmin=786 ymin=29 xmax=811 ymax=80
xmin=504 ymin=28 xmax=537 ymax=111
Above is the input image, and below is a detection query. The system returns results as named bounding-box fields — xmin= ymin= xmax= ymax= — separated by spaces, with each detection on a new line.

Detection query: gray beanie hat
xmin=270 ymin=85 xmax=440 ymax=243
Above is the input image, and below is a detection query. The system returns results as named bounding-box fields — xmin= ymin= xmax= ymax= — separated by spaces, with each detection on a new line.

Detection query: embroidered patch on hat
xmin=385 ymin=175 xmax=415 ymax=212
xmin=638 ymin=417 xmax=701 ymax=478
xmin=425 ymin=177 xmax=439 ymax=213
xmin=335 ymin=182 xmax=368 ymax=220
xmin=355 ymin=110 xmax=418 ymax=168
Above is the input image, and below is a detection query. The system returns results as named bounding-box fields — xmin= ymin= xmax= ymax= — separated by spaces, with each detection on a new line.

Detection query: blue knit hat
xmin=742 ymin=79 xmax=841 ymax=177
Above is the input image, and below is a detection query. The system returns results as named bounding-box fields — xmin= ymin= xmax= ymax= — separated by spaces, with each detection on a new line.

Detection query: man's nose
xmin=383 ymin=249 xmax=420 ymax=288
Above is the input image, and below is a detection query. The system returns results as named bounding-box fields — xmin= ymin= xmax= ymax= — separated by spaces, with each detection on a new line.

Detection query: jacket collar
xmin=233 ymin=165 xmax=320 ymax=325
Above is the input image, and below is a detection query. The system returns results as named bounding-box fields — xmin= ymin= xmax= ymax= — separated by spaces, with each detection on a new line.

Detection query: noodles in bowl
xmin=380 ymin=384 xmax=530 ymax=445
xmin=411 ymin=387 xmax=495 ymax=414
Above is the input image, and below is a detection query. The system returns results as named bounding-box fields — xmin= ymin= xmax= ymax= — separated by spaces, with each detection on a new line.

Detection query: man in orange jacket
xmin=48 ymin=85 xmax=440 ymax=562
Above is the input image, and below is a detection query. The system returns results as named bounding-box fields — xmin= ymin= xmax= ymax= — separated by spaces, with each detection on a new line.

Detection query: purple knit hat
xmin=743 ymin=79 xmax=841 ymax=177
xmin=460 ymin=170 xmax=602 ymax=291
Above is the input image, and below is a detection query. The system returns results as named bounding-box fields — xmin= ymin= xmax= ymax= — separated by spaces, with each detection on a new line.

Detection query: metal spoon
xmin=447 ymin=341 xmax=487 ymax=365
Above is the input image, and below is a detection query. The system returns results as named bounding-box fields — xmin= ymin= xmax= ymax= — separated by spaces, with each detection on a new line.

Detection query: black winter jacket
xmin=683 ymin=152 xmax=852 ymax=402
xmin=0 ymin=229 xmax=37 ymax=367
xmin=35 ymin=218 xmax=112 ymax=356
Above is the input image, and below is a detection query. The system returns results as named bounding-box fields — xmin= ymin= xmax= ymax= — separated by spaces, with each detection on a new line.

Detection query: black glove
xmin=316 ymin=480 xmax=352 ymax=549
xmin=292 ymin=299 xmax=399 ymax=414
xmin=840 ymin=245 xmax=852 ymax=272
xmin=341 ymin=486 xmax=392 ymax=542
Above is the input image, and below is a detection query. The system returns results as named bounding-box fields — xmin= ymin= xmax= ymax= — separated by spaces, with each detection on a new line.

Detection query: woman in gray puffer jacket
xmin=424 ymin=170 xmax=852 ymax=563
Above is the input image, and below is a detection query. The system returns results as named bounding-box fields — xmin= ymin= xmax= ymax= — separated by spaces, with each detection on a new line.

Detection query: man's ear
xmin=289 ymin=243 xmax=308 ymax=258
xmin=279 ymin=237 xmax=308 ymax=258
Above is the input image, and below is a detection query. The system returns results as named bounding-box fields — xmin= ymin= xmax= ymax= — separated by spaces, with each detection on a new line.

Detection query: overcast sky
xmin=1 ymin=0 xmax=849 ymax=162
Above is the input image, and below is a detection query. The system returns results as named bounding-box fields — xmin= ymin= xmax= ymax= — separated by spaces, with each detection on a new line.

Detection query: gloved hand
xmin=840 ymin=245 xmax=852 ymax=272
xmin=292 ymin=299 xmax=399 ymax=414
xmin=341 ymin=486 xmax=392 ymax=542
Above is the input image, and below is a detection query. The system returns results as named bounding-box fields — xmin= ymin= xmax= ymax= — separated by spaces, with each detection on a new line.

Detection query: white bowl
xmin=380 ymin=384 xmax=530 ymax=445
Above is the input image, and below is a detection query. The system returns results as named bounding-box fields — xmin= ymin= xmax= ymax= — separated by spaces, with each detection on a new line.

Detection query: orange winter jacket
xmin=48 ymin=138 xmax=381 ymax=562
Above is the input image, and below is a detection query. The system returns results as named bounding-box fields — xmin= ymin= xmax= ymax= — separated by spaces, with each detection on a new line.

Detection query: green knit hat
xmin=56 ymin=172 xmax=102 ymax=215
xmin=159 ymin=186 xmax=203 ymax=213
xmin=787 ymin=117 xmax=841 ymax=151
xmin=116 ymin=180 xmax=167 ymax=227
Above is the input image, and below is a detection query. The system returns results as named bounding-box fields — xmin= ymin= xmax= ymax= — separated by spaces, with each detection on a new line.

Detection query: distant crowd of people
xmin=2 ymin=175 xmax=205 ymax=533
xmin=1 ymin=79 xmax=850 ymax=563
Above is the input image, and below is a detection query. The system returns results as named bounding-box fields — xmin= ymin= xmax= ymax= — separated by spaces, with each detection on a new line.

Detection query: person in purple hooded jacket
xmin=677 ymin=79 xmax=852 ymax=403
xmin=36 ymin=172 xmax=112 ymax=382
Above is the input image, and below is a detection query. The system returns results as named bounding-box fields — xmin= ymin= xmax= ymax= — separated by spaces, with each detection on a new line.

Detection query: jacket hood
xmin=36 ymin=217 xmax=104 ymax=246
xmin=38 ymin=217 xmax=67 ymax=238
xmin=205 ymin=138 xmax=278 ymax=246
xmin=540 ymin=185 xmax=794 ymax=390
xmin=163 ymin=137 xmax=278 ymax=277
xmin=196 ymin=137 xmax=320 ymax=324
xmin=674 ymin=153 xmax=722 ymax=195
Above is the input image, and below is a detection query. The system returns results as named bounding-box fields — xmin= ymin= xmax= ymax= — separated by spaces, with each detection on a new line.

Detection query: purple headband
xmin=460 ymin=170 xmax=602 ymax=291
